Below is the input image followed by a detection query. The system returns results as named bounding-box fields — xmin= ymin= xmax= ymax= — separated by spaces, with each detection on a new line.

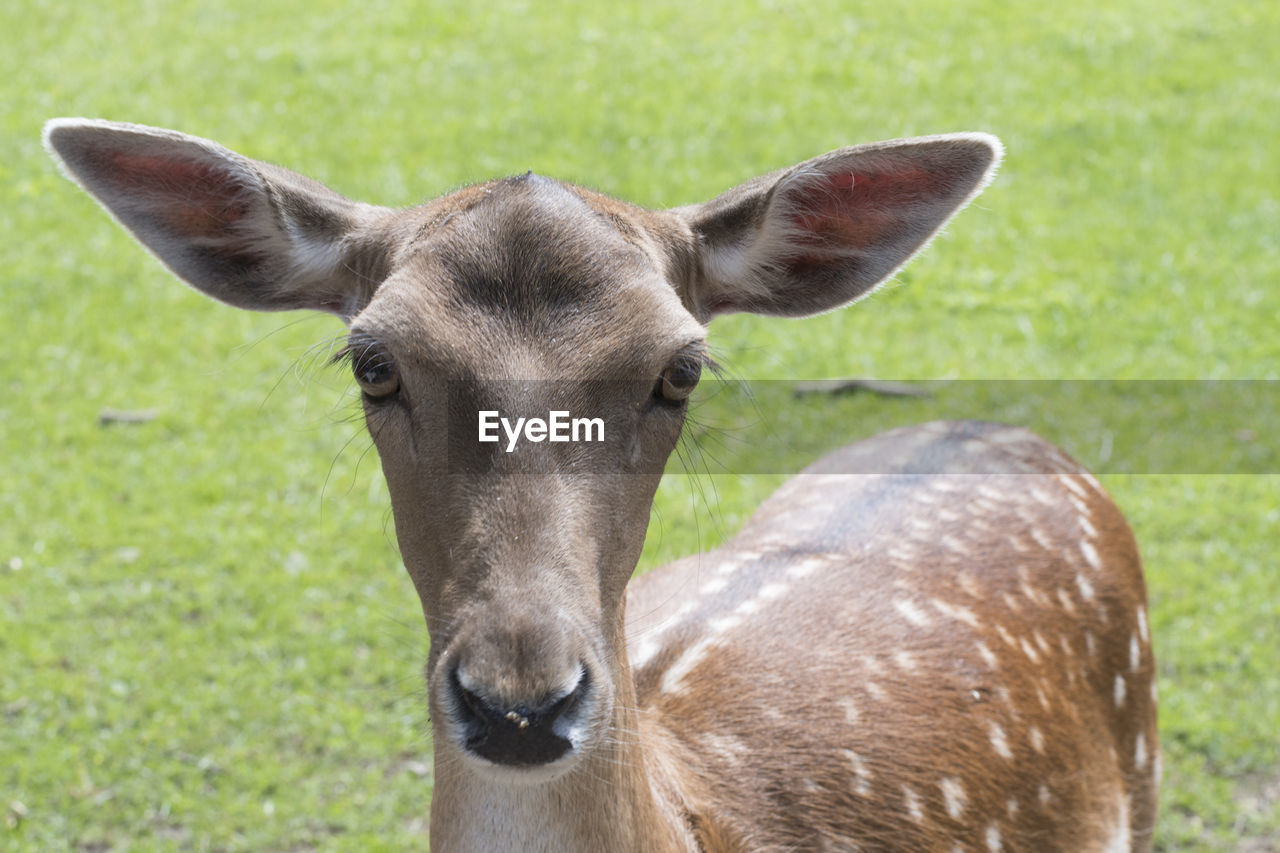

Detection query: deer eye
xmin=654 ymin=356 xmax=702 ymax=403
xmin=352 ymin=345 xmax=400 ymax=399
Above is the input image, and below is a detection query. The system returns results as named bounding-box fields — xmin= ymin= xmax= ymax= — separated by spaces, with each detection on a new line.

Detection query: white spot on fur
xmin=1100 ymin=791 xmax=1131 ymax=853
xmin=1079 ymin=514 xmax=1099 ymax=538
xmin=939 ymin=533 xmax=967 ymax=553
xmin=940 ymin=777 xmax=967 ymax=819
xmin=907 ymin=517 xmax=934 ymax=534
xmin=700 ymin=733 xmax=748 ymax=761
xmin=1137 ymin=605 xmax=1149 ymax=643
xmin=976 ymin=483 xmax=1007 ymax=501
xmin=995 ymin=625 xmax=1017 ymax=648
xmin=1130 ymin=634 xmax=1142 ymax=672
xmin=1080 ymin=540 xmax=1102 ymax=570
xmin=1029 ymin=486 xmax=1054 ymax=505
xmin=957 ymin=572 xmax=983 ymax=598
xmin=660 ymin=636 xmax=716 ymax=693
xmin=845 ymin=749 xmax=873 ymax=796
xmin=1006 ymin=798 xmax=1019 ymax=817
xmin=1029 ymin=725 xmax=1045 ymax=754
xmin=894 ymin=598 xmax=931 ymax=627
xmin=932 ymin=598 xmax=981 ymax=628
xmin=752 ymin=530 xmax=792 ymax=548
xmin=886 ymin=545 xmax=920 ymax=564
xmin=631 ymin=639 xmax=661 ymax=668
xmin=839 ymin=697 xmax=860 ymax=725
xmin=1021 ymin=581 xmax=1049 ymax=608
xmin=1033 ymin=631 xmax=1052 ymax=655
xmin=967 ymin=516 xmax=996 ymax=535
xmin=1029 ymin=527 xmax=1054 ymax=549
xmin=708 ymin=614 xmax=744 ymax=634
xmin=1056 ymin=587 xmax=1078 ymax=615
xmin=1019 ymin=638 xmax=1041 ymax=664
xmin=903 ymin=785 xmax=924 ymax=823
xmin=1001 ymin=592 xmax=1023 ymax=613
xmin=786 ymin=557 xmax=825 ymax=580
xmin=1060 ymin=474 xmax=1089 ymax=498
xmin=1134 ymin=732 xmax=1148 ymax=770
xmin=989 ymin=722 xmax=1013 ymax=759
xmin=758 ymin=581 xmax=789 ymax=602
xmin=1035 ymin=684 xmax=1051 ymax=711
xmin=1076 ymin=572 xmax=1096 ymax=601
xmin=865 ymin=681 xmax=887 ymax=701
xmin=894 ymin=650 xmax=918 ymax=673
xmin=714 ymin=557 xmax=746 ymax=577
xmin=1114 ymin=674 xmax=1127 ymax=708
xmin=1038 ymin=783 xmax=1051 ymax=806
xmin=1059 ymin=634 xmax=1074 ymax=657
xmin=735 ymin=598 xmax=762 ymax=617
xmin=1085 ymin=630 xmax=1098 ymax=656
xmin=976 ymin=641 xmax=999 ymax=669
xmin=985 ymin=823 xmax=1002 ymax=852
xmin=699 ymin=577 xmax=729 ymax=595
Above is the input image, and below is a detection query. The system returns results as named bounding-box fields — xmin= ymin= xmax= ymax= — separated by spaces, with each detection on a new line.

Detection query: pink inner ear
xmin=785 ymin=164 xmax=942 ymax=259
xmin=104 ymin=149 xmax=254 ymax=239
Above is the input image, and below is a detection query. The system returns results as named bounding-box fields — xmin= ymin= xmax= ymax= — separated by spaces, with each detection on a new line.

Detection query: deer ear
xmin=677 ymin=133 xmax=1002 ymax=320
xmin=43 ymin=119 xmax=391 ymax=320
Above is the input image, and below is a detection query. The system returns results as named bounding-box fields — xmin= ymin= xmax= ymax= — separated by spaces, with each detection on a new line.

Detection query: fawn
xmin=46 ymin=119 xmax=1156 ymax=851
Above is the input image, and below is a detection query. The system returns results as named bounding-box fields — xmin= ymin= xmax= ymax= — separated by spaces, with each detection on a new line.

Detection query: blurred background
xmin=3 ymin=0 xmax=1277 ymax=848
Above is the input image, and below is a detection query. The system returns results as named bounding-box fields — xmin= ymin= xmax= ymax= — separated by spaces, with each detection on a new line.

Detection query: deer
xmin=44 ymin=118 xmax=1158 ymax=852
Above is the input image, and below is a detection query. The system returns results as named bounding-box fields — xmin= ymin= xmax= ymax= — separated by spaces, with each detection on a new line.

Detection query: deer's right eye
xmin=352 ymin=346 xmax=401 ymax=399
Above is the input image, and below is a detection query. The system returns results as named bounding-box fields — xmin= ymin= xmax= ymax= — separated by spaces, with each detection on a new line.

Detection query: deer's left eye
xmin=654 ymin=356 xmax=702 ymax=403
xmin=352 ymin=346 xmax=400 ymax=399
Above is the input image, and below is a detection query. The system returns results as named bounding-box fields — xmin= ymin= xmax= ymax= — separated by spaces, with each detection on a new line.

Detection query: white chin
xmin=468 ymin=749 xmax=584 ymax=785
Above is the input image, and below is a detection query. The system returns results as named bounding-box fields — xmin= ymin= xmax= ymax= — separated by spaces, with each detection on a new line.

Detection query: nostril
xmin=543 ymin=665 xmax=590 ymax=724
xmin=450 ymin=668 xmax=495 ymax=725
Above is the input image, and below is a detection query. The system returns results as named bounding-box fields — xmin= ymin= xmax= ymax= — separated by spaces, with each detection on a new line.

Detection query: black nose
xmin=448 ymin=667 xmax=590 ymax=767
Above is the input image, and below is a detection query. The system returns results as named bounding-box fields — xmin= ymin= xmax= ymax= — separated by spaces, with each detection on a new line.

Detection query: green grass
xmin=3 ymin=0 xmax=1278 ymax=848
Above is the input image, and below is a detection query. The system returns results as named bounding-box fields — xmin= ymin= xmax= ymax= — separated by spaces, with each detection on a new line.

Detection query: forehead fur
xmin=360 ymin=174 xmax=702 ymax=376
xmin=430 ymin=174 xmax=652 ymax=322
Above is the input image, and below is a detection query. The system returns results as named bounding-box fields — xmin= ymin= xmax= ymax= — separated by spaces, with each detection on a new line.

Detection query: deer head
xmin=44 ymin=117 xmax=1000 ymax=792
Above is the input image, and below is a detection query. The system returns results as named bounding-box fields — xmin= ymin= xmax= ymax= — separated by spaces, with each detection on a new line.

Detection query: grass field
xmin=3 ymin=0 xmax=1278 ymax=849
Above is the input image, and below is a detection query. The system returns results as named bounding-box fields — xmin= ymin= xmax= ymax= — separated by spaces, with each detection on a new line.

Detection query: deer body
xmin=45 ymin=119 xmax=1157 ymax=851
xmin=625 ymin=422 xmax=1156 ymax=851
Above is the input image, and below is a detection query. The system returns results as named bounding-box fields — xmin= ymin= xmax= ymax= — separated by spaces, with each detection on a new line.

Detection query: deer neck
xmin=428 ymin=628 xmax=697 ymax=853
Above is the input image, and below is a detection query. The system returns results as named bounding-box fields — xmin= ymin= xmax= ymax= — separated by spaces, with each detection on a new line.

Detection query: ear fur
xmin=43 ymin=119 xmax=391 ymax=319
xmin=677 ymin=133 xmax=1003 ymax=320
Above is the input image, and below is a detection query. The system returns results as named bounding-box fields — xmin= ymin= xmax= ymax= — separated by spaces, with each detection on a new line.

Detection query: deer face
xmin=349 ymin=176 xmax=706 ymax=776
xmin=44 ymin=118 xmax=1000 ymax=779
